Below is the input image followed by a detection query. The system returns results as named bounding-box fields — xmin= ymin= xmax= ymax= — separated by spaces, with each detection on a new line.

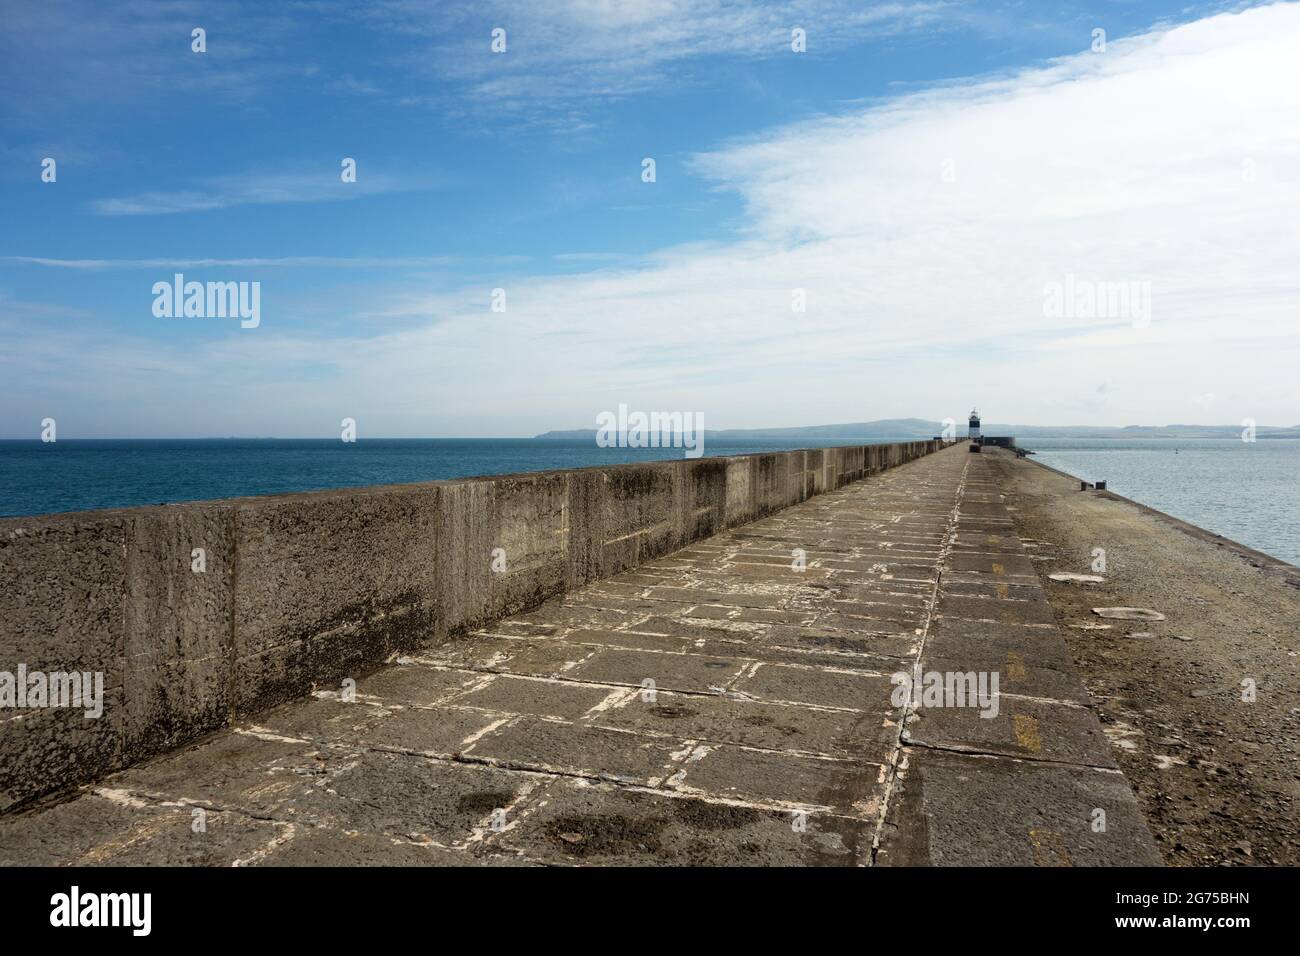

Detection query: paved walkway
xmin=0 ymin=445 xmax=1158 ymax=866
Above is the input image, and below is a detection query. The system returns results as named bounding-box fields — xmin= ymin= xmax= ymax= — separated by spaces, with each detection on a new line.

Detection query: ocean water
xmin=6 ymin=438 xmax=1296 ymax=566
xmin=1024 ymin=438 xmax=1300 ymax=566
xmin=0 ymin=437 xmax=876 ymax=519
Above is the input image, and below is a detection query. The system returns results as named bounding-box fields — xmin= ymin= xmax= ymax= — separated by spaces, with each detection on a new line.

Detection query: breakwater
xmin=0 ymin=440 xmax=943 ymax=810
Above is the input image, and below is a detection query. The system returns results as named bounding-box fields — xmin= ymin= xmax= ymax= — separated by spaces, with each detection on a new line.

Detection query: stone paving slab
xmin=924 ymin=618 xmax=1076 ymax=672
xmin=462 ymin=717 xmax=682 ymax=786
xmin=449 ymin=673 xmax=619 ymax=719
xmin=0 ymin=793 xmax=286 ymax=867
xmin=876 ymin=748 xmax=1161 ymax=867
xmin=490 ymin=778 xmax=873 ymax=867
xmin=591 ymin=690 xmax=894 ymax=761
xmin=903 ymin=698 xmax=1118 ymax=768
xmin=668 ymin=744 xmax=881 ymax=811
xmin=564 ymin=646 xmax=748 ymax=693
xmin=922 ymin=651 xmax=1092 ymax=705
xmin=732 ymin=662 xmax=893 ymax=709
xmin=0 ymin=444 xmax=1160 ymax=866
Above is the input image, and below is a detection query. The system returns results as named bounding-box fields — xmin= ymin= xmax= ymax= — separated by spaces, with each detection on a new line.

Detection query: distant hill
xmin=534 ymin=418 xmax=941 ymax=442
xmin=535 ymin=419 xmax=1300 ymax=441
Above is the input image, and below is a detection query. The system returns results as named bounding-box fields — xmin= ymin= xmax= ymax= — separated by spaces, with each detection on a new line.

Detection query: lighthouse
xmin=968 ymin=409 xmax=981 ymax=441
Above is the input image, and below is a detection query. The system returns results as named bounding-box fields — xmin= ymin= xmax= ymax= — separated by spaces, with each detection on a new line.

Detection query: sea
xmin=0 ymin=437 xmax=859 ymax=519
xmin=1023 ymin=438 xmax=1300 ymax=566
xmin=2 ymin=437 xmax=1296 ymax=567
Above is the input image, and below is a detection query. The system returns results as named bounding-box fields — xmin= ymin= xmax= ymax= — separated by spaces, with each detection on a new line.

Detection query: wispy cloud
xmin=0 ymin=0 xmax=313 ymax=123
xmin=359 ymin=0 xmax=957 ymax=121
xmin=88 ymin=166 xmax=436 ymax=216
xmin=1 ymin=256 xmax=457 ymax=271
xmin=0 ymin=0 xmax=1026 ymax=138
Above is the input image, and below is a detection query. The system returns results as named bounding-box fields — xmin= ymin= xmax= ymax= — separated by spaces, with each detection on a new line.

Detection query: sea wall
xmin=0 ymin=440 xmax=942 ymax=810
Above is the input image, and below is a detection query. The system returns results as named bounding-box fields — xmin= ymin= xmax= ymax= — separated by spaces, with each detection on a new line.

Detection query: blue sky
xmin=3 ymin=0 xmax=1299 ymax=437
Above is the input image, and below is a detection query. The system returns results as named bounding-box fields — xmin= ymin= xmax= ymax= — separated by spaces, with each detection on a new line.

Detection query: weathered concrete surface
xmin=0 ymin=443 xmax=1159 ymax=865
xmin=875 ymin=451 xmax=1160 ymax=865
xmin=0 ymin=441 xmax=937 ymax=810
xmin=990 ymin=449 xmax=1300 ymax=865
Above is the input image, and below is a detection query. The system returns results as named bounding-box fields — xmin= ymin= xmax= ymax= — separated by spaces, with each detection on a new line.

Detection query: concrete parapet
xmin=0 ymin=439 xmax=942 ymax=809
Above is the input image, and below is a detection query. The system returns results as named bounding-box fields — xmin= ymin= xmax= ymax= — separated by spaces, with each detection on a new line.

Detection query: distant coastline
xmin=4 ymin=419 xmax=1298 ymax=444
xmin=535 ymin=419 xmax=1300 ymax=442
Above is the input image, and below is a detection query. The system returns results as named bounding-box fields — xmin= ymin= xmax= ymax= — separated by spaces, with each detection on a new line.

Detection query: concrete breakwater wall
xmin=0 ymin=440 xmax=942 ymax=810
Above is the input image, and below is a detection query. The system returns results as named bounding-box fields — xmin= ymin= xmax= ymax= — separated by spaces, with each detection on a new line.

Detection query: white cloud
xmin=333 ymin=4 xmax=1299 ymax=431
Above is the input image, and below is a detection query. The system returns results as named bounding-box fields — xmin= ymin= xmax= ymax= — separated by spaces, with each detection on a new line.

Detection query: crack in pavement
xmin=870 ymin=457 xmax=969 ymax=865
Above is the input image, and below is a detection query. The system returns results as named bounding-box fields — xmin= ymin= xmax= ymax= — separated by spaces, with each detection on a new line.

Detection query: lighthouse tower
xmin=968 ymin=409 xmax=981 ymax=441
